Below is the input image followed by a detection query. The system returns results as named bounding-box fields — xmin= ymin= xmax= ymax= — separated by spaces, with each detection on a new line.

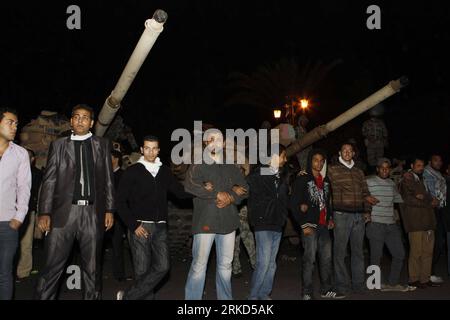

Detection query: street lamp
xmin=273 ymin=109 xmax=282 ymax=119
xmin=300 ymin=99 xmax=309 ymax=110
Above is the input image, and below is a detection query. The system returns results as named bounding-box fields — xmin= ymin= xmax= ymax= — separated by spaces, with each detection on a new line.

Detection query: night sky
xmin=1 ymin=0 xmax=449 ymax=163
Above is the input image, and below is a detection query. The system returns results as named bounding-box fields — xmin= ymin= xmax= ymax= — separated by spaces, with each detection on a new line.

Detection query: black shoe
xmin=15 ymin=276 xmax=29 ymax=283
xmin=352 ymin=287 xmax=368 ymax=295
xmin=426 ymin=281 xmax=441 ymax=287
xmin=409 ymin=282 xmax=427 ymax=289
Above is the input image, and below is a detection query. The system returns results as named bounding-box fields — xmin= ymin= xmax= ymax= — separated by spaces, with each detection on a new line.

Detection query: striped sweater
xmin=366 ymin=176 xmax=403 ymax=224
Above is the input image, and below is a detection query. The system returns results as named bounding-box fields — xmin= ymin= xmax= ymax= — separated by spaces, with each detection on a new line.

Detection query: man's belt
xmin=72 ymin=200 xmax=93 ymax=206
xmin=137 ymin=220 xmax=167 ymax=224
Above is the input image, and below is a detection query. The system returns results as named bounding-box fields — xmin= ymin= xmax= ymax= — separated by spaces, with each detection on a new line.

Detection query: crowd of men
xmin=0 ymin=105 xmax=449 ymax=300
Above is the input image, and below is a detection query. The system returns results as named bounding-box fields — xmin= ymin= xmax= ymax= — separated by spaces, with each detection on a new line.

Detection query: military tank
xmin=25 ymin=7 xmax=408 ymax=255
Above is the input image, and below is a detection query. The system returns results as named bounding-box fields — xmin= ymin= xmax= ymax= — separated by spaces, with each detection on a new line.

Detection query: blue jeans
xmin=0 ymin=222 xmax=19 ymax=300
xmin=249 ymin=231 xmax=282 ymax=300
xmin=185 ymin=231 xmax=235 ymax=300
xmin=366 ymin=222 xmax=405 ymax=285
xmin=301 ymin=226 xmax=332 ymax=295
xmin=125 ymin=224 xmax=170 ymax=300
xmin=333 ymin=212 xmax=366 ymax=293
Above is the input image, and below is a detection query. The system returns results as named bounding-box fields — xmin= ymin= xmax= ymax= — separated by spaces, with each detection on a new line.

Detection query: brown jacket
xmin=399 ymin=171 xmax=436 ymax=232
xmin=328 ymin=163 xmax=369 ymax=213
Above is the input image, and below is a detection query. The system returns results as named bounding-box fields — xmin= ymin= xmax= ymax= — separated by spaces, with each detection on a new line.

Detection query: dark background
xmin=1 ymin=0 xmax=449 ymax=163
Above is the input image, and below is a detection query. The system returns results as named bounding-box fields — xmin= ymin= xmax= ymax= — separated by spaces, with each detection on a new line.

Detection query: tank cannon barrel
xmin=95 ymin=9 xmax=168 ymax=137
xmin=286 ymin=76 xmax=409 ymax=157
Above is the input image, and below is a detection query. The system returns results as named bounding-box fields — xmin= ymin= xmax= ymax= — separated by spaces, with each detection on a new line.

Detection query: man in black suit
xmin=35 ymin=104 xmax=114 ymax=300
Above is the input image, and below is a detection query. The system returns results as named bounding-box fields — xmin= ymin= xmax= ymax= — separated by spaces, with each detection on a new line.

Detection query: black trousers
xmin=124 ymin=223 xmax=170 ymax=300
xmin=111 ymin=216 xmax=126 ymax=280
xmin=35 ymin=205 xmax=103 ymax=300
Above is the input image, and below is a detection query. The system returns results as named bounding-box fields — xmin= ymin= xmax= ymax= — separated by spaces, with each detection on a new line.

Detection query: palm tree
xmin=226 ymin=57 xmax=342 ymax=112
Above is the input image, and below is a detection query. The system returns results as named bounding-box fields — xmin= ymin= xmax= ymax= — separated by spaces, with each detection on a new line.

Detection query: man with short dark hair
xmin=71 ymin=103 xmax=95 ymax=119
xmin=247 ymin=144 xmax=289 ymax=300
xmin=399 ymin=157 xmax=437 ymax=289
xmin=327 ymin=143 xmax=378 ymax=296
xmin=116 ymin=135 xmax=190 ymax=300
xmin=291 ymin=149 xmax=338 ymax=300
xmin=0 ymin=107 xmax=31 ymax=300
xmin=423 ymin=154 xmax=447 ymax=284
xmin=366 ymin=158 xmax=415 ymax=292
xmin=35 ymin=104 xmax=115 ymax=299
xmin=184 ymin=130 xmax=248 ymax=300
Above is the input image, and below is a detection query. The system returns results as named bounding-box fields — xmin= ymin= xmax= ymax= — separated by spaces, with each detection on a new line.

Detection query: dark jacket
xmin=247 ymin=165 xmax=289 ymax=232
xmin=117 ymin=163 xmax=190 ymax=232
xmin=112 ymin=168 xmax=125 ymax=224
xmin=29 ymin=166 xmax=43 ymax=212
xmin=399 ymin=171 xmax=436 ymax=232
xmin=113 ymin=168 xmax=123 ymax=191
xmin=21 ymin=166 xmax=43 ymax=231
xmin=327 ymin=161 xmax=369 ymax=213
xmin=185 ymin=162 xmax=249 ymax=235
xmin=38 ymin=136 xmax=114 ymax=228
xmin=290 ymin=150 xmax=333 ymax=229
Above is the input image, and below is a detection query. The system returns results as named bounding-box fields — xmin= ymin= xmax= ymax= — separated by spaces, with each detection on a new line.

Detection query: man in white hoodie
xmin=115 ymin=135 xmax=190 ymax=300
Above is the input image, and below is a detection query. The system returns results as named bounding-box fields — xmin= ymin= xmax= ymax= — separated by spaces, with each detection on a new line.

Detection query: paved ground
xmin=14 ymin=238 xmax=450 ymax=300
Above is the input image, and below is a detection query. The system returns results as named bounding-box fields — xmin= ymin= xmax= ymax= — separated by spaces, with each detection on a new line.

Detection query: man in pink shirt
xmin=0 ymin=107 xmax=31 ymax=300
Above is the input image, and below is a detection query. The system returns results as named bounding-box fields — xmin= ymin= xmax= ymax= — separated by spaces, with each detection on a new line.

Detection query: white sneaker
xmin=302 ymin=294 xmax=312 ymax=300
xmin=116 ymin=290 xmax=124 ymax=300
xmin=321 ymin=290 xmax=345 ymax=299
xmin=381 ymin=284 xmax=414 ymax=292
xmin=405 ymin=285 xmax=417 ymax=292
xmin=430 ymin=275 xmax=444 ymax=284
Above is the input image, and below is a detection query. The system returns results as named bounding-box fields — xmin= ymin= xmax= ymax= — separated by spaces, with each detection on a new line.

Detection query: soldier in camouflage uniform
xmin=295 ymin=115 xmax=312 ymax=170
xmin=362 ymin=115 xmax=388 ymax=167
xmin=229 ymin=154 xmax=256 ymax=276
xmin=232 ymin=204 xmax=256 ymax=276
xmin=390 ymin=158 xmax=406 ymax=188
